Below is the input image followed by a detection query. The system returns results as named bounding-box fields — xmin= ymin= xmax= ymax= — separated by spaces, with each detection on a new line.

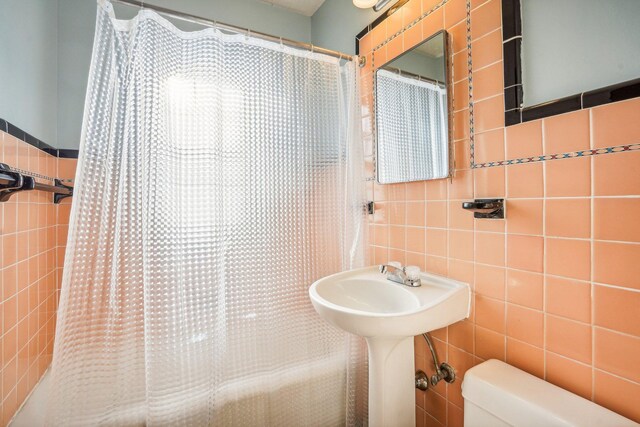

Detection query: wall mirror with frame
xmin=374 ymin=30 xmax=450 ymax=184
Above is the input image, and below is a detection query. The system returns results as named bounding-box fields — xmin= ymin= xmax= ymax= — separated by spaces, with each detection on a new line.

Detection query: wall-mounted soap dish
xmin=462 ymin=199 xmax=504 ymax=219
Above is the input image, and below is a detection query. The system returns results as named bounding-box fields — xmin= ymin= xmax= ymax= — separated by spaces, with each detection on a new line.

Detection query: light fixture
xmin=353 ymin=0 xmax=377 ymax=8
xmin=373 ymin=0 xmax=393 ymax=12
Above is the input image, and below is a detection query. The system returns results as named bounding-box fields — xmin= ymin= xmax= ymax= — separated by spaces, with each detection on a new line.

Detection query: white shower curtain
xmin=48 ymin=1 xmax=367 ymax=425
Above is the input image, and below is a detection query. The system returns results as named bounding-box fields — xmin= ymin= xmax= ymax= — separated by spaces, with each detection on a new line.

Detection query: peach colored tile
xmin=448 ymin=402 xmax=464 ymax=427
xmin=506 ymin=303 xmax=544 ymax=347
xmin=406 ymin=181 xmax=426 ymax=200
xmin=448 ymin=201 xmax=474 ymax=230
xmin=593 ymin=241 xmax=640 ymax=290
xmin=474 ymin=128 xmax=505 ymax=165
xmin=447 ymin=259 xmax=474 ymax=286
xmin=506 ymin=235 xmax=543 ymax=273
xmin=545 ymin=198 xmax=590 ymax=239
xmin=386 ymin=35 xmax=403 ymax=61
xmin=470 ymin=0 xmax=500 ymax=40
xmin=406 ymin=227 xmax=426 ymax=253
xmin=453 ymin=108 xmax=470 ymax=140
xmin=475 ymin=217 xmax=505 ymax=233
xmin=389 ymin=225 xmax=406 ymax=249
xmin=453 ymin=80 xmax=469 ymax=112
xmin=402 ymin=0 xmax=422 ymax=27
xmin=426 ymin=178 xmax=448 ymax=200
xmin=474 ymin=95 xmax=504 ymax=133
xmin=471 ymin=29 xmax=502 ymax=70
xmin=372 ymin=224 xmax=389 ymax=246
xmin=450 ymin=169 xmax=473 ymax=200
xmin=406 ymin=251 xmax=426 ymax=270
xmin=444 ymin=0 xmax=466 ymax=28
xmin=387 ymin=183 xmax=406 ymax=201
xmin=545 ymin=314 xmax=592 ymax=364
xmin=594 ymin=198 xmax=640 ymax=243
xmin=545 ymin=352 xmax=592 ymax=400
xmin=475 ymin=232 xmax=505 ymax=266
xmin=506 ymin=162 xmax=543 ymax=198
xmin=594 ymin=370 xmax=640 ymax=423
xmin=452 ymin=50 xmax=468 ymax=83
xmin=591 ymin=97 xmax=640 ymax=149
xmin=448 ymin=319 xmax=474 ymax=353
xmin=424 ymin=389 xmax=447 ymax=425
xmin=474 ymin=165 xmax=505 ymax=198
xmin=545 ymin=157 xmax=591 ymax=197
xmin=370 ymin=21 xmax=387 ymax=49
xmin=455 ymin=140 xmax=472 ymax=170
xmin=475 ymin=325 xmax=505 ymax=361
xmin=545 ymin=276 xmax=591 ymax=323
xmin=506 ymin=120 xmax=543 ymax=159
xmin=406 ymin=202 xmax=426 ymax=226
xmin=593 ymin=151 xmax=640 ymax=196
xmin=447 ymin=344 xmax=477 ymax=406
xmin=447 ymin=19 xmax=466 ymax=54
xmin=389 ymin=248 xmax=406 ymax=264
xmin=421 ymin=4 xmax=442 ymax=43
xmin=593 ymin=285 xmax=640 ymax=336
xmin=426 ymin=256 xmax=448 ymax=277
xmin=388 ymin=202 xmax=406 ymax=225
xmin=425 ymin=228 xmax=447 ymax=257
xmin=506 ymin=199 xmax=543 ymax=235
xmin=506 ymin=338 xmax=544 ymax=379
xmin=475 ymin=295 xmax=505 ymax=333
xmin=358 ymin=33 xmax=372 ymax=56
xmin=475 ymin=264 xmax=505 ymax=299
xmin=546 ymin=238 xmax=590 ymax=281
xmin=448 ymin=230 xmax=474 ymax=261
xmin=372 ymin=201 xmax=388 ymax=224
xmin=473 ymin=61 xmax=503 ymax=101
xmin=426 ymin=201 xmax=447 ymax=228
xmin=506 ymin=269 xmax=543 ymax=310
xmin=543 ymin=109 xmax=590 ymax=155
xmin=594 ymin=327 xmax=640 ymax=384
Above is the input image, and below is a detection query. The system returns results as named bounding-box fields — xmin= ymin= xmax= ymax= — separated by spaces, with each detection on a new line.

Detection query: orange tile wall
xmin=0 ymin=130 xmax=76 ymax=426
xmin=358 ymin=0 xmax=640 ymax=425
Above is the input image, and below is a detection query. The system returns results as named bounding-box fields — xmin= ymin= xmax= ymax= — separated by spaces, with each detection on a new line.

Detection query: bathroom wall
xmin=0 ymin=131 xmax=76 ymax=425
xmin=358 ymin=0 xmax=640 ymax=424
xmin=0 ymin=0 xmax=59 ymax=147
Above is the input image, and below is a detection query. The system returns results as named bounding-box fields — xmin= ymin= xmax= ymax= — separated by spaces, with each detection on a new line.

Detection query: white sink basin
xmin=310 ymin=266 xmax=470 ymax=337
xmin=309 ymin=266 xmax=470 ymax=427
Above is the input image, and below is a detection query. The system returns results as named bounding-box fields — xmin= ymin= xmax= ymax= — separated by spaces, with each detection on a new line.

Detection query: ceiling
xmin=260 ymin=0 xmax=327 ymax=16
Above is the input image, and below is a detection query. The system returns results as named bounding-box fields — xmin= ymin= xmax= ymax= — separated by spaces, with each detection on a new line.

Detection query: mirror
xmin=375 ymin=31 xmax=449 ymax=184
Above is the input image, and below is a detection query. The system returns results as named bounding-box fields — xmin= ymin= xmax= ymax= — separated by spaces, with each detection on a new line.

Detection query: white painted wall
xmin=310 ymin=0 xmax=388 ymax=55
xmin=0 ymin=0 xmax=58 ymax=146
xmin=521 ymin=0 xmax=640 ymax=107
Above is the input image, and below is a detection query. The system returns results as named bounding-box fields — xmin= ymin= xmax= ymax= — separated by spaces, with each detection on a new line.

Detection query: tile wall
xmin=0 ymin=130 xmax=76 ymax=426
xmin=358 ymin=0 xmax=640 ymax=425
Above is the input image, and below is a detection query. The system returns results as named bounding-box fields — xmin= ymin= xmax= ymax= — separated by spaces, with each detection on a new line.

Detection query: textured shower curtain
xmin=48 ymin=1 xmax=367 ymax=425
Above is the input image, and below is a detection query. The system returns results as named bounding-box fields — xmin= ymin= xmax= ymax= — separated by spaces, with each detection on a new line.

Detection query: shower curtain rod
xmin=110 ymin=0 xmax=354 ymax=61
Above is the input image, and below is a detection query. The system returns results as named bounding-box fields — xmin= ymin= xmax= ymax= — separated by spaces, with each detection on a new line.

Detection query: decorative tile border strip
xmin=465 ymin=0 xmax=475 ymax=168
xmin=473 ymin=142 xmax=640 ymax=169
xmin=0 ymin=117 xmax=79 ymax=159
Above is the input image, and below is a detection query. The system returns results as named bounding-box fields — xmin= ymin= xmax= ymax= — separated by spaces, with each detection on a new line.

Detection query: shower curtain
xmin=48 ymin=1 xmax=367 ymax=425
xmin=376 ymin=69 xmax=448 ymax=182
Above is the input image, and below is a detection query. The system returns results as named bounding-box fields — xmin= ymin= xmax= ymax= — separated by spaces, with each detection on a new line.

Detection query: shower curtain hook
xmin=246 ymin=28 xmax=251 ymax=40
xmin=311 ymin=44 xmax=315 ymax=54
xmin=279 ymin=36 xmax=284 ymax=49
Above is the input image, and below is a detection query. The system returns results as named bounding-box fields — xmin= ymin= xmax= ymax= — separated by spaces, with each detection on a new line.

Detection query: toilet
xmin=462 ymin=359 xmax=637 ymax=427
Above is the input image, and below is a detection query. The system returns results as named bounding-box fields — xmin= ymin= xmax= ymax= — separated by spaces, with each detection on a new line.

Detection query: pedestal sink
xmin=309 ymin=266 xmax=470 ymax=427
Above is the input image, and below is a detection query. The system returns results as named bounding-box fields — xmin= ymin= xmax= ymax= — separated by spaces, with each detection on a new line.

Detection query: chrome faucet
xmin=379 ymin=264 xmax=421 ymax=287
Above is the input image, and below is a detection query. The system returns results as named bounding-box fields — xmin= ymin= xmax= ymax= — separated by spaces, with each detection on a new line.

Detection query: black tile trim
xmin=501 ymin=1 xmax=640 ymax=126
xmin=582 ymin=77 xmax=640 ymax=109
xmin=501 ymin=0 xmax=521 ymax=41
xmin=57 ymin=149 xmax=80 ymax=158
xmin=0 ymin=117 xmax=79 ymax=159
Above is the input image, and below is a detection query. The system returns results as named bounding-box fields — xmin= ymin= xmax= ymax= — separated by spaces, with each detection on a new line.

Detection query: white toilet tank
xmin=462 ymin=359 xmax=637 ymax=427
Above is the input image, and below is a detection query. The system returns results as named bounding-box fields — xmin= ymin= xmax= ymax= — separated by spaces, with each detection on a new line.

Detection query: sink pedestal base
xmin=366 ymin=336 xmax=415 ymax=427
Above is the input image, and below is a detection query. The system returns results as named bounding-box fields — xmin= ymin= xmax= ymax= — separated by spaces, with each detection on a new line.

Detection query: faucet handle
xmin=405 ymin=265 xmax=420 ymax=279
xmin=388 ymin=261 xmax=402 ymax=269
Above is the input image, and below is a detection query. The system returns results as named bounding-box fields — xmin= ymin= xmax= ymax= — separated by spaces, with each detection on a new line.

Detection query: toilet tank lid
xmin=461 ymin=360 xmax=637 ymax=427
